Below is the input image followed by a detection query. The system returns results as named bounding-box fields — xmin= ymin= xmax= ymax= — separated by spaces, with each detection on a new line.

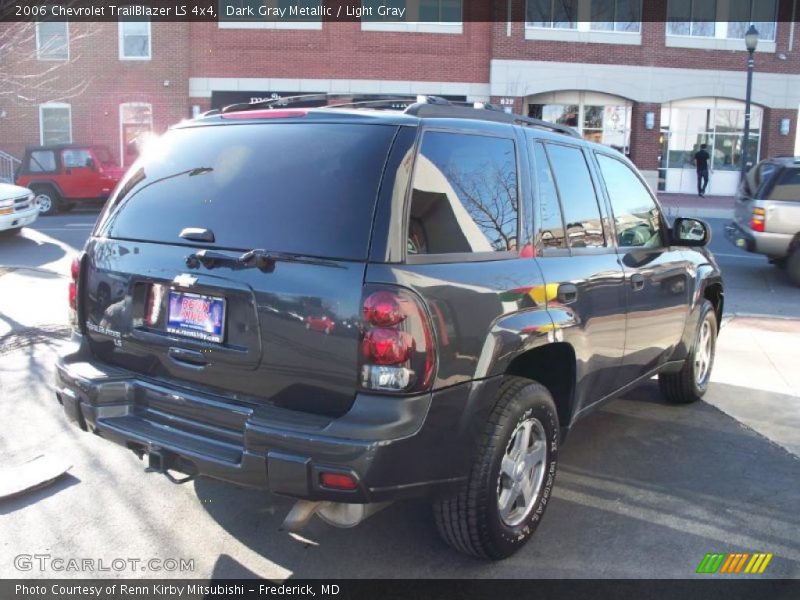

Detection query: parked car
xmin=55 ymin=98 xmax=723 ymax=559
xmin=15 ymin=144 xmax=125 ymax=215
xmin=726 ymin=156 xmax=800 ymax=286
xmin=0 ymin=182 xmax=38 ymax=236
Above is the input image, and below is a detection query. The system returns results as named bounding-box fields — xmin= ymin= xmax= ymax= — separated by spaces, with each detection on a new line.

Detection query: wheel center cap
xmin=514 ymin=461 xmax=525 ymax=480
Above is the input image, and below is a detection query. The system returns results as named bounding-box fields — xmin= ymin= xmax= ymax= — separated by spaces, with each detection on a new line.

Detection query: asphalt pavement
xmin=0 ymin=206 xmax=798 ymax=579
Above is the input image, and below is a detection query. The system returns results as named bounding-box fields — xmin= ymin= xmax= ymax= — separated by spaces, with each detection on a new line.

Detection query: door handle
xmin=168 ymin=347 xmax=208 ymax=369
xmin=629 ymin=273 xmax=645 ymax=291
xmin=557 ymin=283 xmax=578 ymax=305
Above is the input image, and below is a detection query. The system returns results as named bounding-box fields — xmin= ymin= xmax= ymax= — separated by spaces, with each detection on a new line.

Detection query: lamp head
xmin=745 ymin=25 xmax=759 ymax=53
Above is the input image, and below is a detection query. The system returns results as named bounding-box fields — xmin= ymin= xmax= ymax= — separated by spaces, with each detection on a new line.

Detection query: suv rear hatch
xmin=84 ymin=119 xmax=400 ymax=417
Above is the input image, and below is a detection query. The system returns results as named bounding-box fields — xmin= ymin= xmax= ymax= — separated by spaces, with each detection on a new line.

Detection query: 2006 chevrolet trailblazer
xmin=56 ymin=97 xmax=723 ymax=559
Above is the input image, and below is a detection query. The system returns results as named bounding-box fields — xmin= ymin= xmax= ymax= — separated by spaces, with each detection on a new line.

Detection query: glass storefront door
xmin=659 ymin=98 xmax=762 ymax=195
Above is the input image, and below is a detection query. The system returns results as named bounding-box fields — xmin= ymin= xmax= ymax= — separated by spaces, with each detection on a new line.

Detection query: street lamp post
xmin=740 ymin=25 xmax=759 ymax=183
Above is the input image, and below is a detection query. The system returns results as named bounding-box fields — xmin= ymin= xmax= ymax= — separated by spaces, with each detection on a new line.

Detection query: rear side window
xmin=544 ymin=144 xmax=605 ymax=248
xmin=28 ymin=150 xmax=57 ymax=172
xmin=595 ymin=153 xmax=664 ymax=248
xmin=96 ymin=123 xmax=396 ymax=260
xmin=408 ymin=131 xmax=518 ymax=255
xmin=766 ymin=168 xmax=800 ymax=201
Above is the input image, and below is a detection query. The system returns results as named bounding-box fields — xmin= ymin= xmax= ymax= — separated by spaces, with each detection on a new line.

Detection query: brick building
xmin=1 ymin=0 xmax=799 ymax=195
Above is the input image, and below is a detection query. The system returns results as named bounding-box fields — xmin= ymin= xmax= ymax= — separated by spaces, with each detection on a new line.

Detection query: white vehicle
xmin=0 ymin=183 xmax=38 ymax=236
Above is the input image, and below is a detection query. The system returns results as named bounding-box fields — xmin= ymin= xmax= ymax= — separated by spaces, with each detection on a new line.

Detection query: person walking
xmin=694 ymin=143 xmax=711 ymax=197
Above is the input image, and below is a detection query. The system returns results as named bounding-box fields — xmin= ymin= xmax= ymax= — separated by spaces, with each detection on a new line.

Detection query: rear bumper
xmin=725 ymin=220 xmax=791 ymax=258
xmin=56 ymin=336 xmax=489 ymax=503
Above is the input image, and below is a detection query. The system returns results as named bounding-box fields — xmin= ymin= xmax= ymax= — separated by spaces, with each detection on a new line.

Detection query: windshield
xmin=95 ymin=123 xmax=397 ymax=260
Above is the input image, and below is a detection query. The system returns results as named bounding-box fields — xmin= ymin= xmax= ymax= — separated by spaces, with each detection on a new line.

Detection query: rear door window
xmin=408 ymin=131 xmax=518 ymax=255
xmin=544 ymin=143 xmax=605 ymax=248
xmin=532 ymin=142 xmax=566 ymax=250
xmin=96 ymin=123 xmax=397 ymax=260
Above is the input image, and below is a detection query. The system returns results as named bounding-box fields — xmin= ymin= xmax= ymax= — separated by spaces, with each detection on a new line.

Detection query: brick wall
xmin=0 ymin=22 xmax=189 ymax=165
xmin=761 ymin=108 xmax=798 ymax=160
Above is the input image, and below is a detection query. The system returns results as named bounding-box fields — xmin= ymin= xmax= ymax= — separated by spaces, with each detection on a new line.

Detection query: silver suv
xmin=726 ymin=157 xmax=800 ymax=286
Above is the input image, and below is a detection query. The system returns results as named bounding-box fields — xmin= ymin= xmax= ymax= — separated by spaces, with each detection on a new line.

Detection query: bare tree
xmin=0 ymin=21 xmax=98 ymax=104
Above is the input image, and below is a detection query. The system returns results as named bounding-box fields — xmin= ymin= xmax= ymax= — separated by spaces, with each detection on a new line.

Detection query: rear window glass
xmin=96 ymin=123 xmax=396 ymax=260
xmin=766 ymin=168 xmax=800 ymax=201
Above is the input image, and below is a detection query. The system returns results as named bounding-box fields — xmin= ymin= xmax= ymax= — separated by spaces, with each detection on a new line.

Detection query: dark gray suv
xmin=56 ymin=97 xmax=723 ymax=559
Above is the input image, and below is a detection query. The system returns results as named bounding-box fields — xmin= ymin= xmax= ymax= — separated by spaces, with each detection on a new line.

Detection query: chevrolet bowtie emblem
xmin=173 ymin=274 xmax=198 ymax=287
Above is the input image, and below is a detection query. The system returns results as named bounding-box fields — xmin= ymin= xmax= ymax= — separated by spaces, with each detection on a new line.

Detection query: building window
xmin=118 ymin=21 xmax=151 ymax=59
xmin=120 ymin=103 xmax=153 ymax=165
xmin=361 ymin=0 xmax=463 ymax=33
xmin=39 ymin=103 xmax=72 ymax=145
xmin=529 ymin=92 xmax=632 ymax=154
xmin=36 ymin=22 xmax=69 ymax=60
xmin=667 ymin=0 xmax=776 ymax=42
xmin=526 ymin=0 xmax=641 ymax=33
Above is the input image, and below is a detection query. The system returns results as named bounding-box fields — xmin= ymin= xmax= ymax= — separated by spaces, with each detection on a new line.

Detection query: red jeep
xmin=15 ymin=145 xmax=125 ymax=215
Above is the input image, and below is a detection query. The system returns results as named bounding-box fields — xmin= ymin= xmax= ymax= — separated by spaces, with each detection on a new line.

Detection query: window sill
xmin=119 ymin=56 xmax=152 ymax=61
xmin=665 ymin=35 xmax=776 ymax=53
xmin=524 ymin=27 xmax=641 ymax=45
xmin=361 ymin=22 xmax=463 ymax=34
xmin=218 ymin=21 xmax=323 ymax=30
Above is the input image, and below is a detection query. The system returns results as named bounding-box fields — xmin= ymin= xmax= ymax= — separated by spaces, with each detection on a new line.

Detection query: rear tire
xmin=659 ymin=300 xmax=717 ymax=404
xmin=787 ymin=248 xmax=800 ymax=287
xmin=433 ymin=377 xmax=559 ymax=560
xmin=31 ymin=186 xmax=61 ymax=216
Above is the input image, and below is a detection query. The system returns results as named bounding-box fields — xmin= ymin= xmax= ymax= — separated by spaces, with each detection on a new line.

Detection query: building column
xmin=629 ymin=102 xmax=661 ymax=192
xmin=759 ymin=107 xmax=797 ymax=161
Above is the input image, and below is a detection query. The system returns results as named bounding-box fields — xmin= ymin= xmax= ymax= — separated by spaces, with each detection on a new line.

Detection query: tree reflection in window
xmin=409 ymin=132 xmax=518 ymax=255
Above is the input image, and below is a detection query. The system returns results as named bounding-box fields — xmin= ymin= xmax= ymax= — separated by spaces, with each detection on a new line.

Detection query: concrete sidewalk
xmin=708 ymin=316 xmax=800 ymax=458
xmin=658 ymin=193 xmax=734 ymax=220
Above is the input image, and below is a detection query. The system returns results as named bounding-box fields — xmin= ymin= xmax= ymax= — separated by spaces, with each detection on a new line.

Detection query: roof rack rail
xmin=404 ymin=96 xmax=581 ymax=138
xmin=220 ymin=93 xmax=329 ymax=114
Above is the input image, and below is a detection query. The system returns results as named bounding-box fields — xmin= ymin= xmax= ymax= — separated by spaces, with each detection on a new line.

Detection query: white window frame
xmin=665 ymin=0 xmax=777 ymax=52
xmin=119 ymin=102 xmax=153 ymax=167
xmin=118 ymin=20 xmax=152 ymax=60
xmin=35 ymin=21 xmax=69 ymax=61
xmin=525 ymin=0 xmax=641 ymax=44
xmin=360 ymin=0 xmax=463 ymax=34
xmin=39 ymin=103 xmax=72 ymax=146
xmin=219 ymin=0 xmax=323 ymax=30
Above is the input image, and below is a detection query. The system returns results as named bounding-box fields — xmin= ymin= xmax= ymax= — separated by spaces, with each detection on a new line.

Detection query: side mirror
xmin=85 ymin=157 xmax=96 ymax=170
xmin=672 ymin=217 xmax=711 ymax=247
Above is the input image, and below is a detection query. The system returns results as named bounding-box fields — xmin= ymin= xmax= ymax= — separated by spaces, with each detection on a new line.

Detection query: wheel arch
xmin=504 ymin=342 xmax=577 ymax=439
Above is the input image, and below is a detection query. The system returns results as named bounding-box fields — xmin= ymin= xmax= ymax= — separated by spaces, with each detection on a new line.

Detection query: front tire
xmin=433 ymin=377 xmax=559 ymax=560
xmin=32 ymin=186 xmax=61 ymax=216
xmin=659 ymin=299 xmax=717 ymax=404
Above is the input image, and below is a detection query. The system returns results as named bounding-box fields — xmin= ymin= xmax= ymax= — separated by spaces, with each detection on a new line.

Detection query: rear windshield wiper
xmin=185 ymin=249 xmax=344 ymax=272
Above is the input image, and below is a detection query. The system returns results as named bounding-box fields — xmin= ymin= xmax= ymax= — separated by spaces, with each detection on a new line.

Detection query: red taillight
xmin=363 ymin=291 xmax=404 ymax=327
xmin=68 ymin=257 xmax=80 ymax=311
xmin=319 ymin=472 xmax=358 ymax=491
xmin=68 ymin=256 xmax=81 ymax=330
xmin=359 ymin=287 xmax=436 ymax=393
xmin=362 ymin=329 xmax=414 ymax=365
xmin=751 ymin=207 xmax=766 ymax=232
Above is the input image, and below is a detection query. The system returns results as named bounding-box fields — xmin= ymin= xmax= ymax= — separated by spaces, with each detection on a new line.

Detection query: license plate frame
xmin=166 ymin=290 xmax=226 ymax=344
